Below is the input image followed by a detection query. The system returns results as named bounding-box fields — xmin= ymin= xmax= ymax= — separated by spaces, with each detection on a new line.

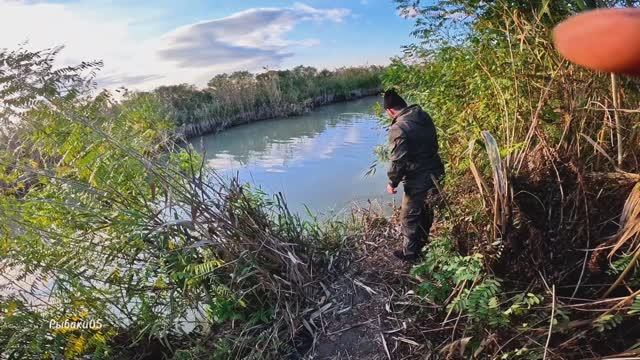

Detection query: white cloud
xmin=0 ymin=1 xmax=350 ymax=90
xmin=398 ymin=6 xmax=421 ymax=19
xmin=398 ymin=7 xmax=469 ymax=21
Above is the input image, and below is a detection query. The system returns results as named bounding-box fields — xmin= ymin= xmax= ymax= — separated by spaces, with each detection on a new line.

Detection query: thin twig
xmin=326 ymin=320 xmax=375 ymax=336
xmin=543 ymin=285 xmax=556 ymax=360
xmin=379 ymin=315 xmax=391 ymax=360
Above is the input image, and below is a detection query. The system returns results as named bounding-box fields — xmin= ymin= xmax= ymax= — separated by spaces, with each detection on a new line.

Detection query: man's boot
xmin=393 ymin=249 xmax=422 ymax=262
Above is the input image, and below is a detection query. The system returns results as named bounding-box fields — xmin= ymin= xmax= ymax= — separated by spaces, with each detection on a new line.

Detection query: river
xmin=190 ymin=96 xmax=403 ymax=217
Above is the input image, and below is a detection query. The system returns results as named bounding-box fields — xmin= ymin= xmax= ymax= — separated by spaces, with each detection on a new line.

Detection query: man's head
xmin=383 ymin=89 xmax=408 ymax=119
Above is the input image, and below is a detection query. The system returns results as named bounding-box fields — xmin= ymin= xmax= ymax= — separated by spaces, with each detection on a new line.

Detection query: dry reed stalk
xmin=482 ymin=131 xmax=511 ymax=239
xmin=610 ymin=74 xmax=623 ymax=167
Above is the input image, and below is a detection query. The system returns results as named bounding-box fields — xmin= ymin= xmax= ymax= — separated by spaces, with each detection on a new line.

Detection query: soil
xmin=298 ymin=214 xmax=447 ymax=360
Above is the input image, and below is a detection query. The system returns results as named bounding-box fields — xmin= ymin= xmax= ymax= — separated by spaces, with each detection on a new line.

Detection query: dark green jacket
xmin=387 ymin=104 xmax=444 ymax=188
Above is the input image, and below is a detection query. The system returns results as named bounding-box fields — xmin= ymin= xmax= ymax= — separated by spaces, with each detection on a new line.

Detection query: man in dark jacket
xmin=384 ymin=89 xmax=444 ymax=261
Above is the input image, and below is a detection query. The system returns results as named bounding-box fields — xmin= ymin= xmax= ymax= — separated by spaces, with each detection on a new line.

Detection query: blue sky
xmin=0 ymin=0 xmax=418 ymax=90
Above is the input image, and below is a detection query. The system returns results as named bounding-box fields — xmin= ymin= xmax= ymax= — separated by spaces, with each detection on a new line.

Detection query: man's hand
xmin=386 ymin=184 xmax=397 ymax=195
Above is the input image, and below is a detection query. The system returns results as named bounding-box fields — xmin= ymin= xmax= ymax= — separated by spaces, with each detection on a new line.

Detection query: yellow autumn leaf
xmin=5 ymin=301 xmax=17 ymax=317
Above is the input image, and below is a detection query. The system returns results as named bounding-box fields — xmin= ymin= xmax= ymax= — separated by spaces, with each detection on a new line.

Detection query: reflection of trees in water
xmin=198 ymin=97 xmax=379 ymax=167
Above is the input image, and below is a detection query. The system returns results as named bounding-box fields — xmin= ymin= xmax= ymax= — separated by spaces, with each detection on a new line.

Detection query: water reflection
xmin=191 ymin=96 xmax=403 ymax=216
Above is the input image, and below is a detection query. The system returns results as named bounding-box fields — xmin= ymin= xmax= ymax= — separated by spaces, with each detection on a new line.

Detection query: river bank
xmin=176 ymin=86 xmax=381 ymax=138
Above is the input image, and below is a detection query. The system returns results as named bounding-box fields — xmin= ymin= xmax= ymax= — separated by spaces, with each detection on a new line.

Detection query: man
xmin=384 ymin=89 xmax=444 ymax=261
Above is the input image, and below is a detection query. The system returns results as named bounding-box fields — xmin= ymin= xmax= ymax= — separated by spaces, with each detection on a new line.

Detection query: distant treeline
xmin=129 ymin=65 xmax=384 ymax=137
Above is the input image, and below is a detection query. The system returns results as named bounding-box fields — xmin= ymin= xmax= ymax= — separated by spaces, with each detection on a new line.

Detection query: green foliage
xmin=607 ymin=255 xmax=640 ymax=287
xmin=593 ymin=314 xmax=623 ymax=332
xmin=449 ymin=278 xmax=504 ymax=326
xmin=0 ymin=298 xmax=115 ymax=358
xmin=609 ymin=255 xmax=636 ymax=275
xmin=187 ymin=258 xmax=224 ymax=278
xmin=503 ymin=293 xmax=544 ymax=318
xmin=413 ymin=238 xmax=507 ymax=326
xmin=628 ymin=296 xmax=640 ymax=316
xmin=413 ymin=238 xmax=484 ymax=303
xmin=413 ymin=237 xmax=548 ymax=333
xmin=205 ymin=286 xmax=247 ymax=323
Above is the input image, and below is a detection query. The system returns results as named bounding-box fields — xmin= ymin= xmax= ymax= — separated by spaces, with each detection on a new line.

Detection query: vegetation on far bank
xmin=134 ymin=65 xmax=384 ymax=137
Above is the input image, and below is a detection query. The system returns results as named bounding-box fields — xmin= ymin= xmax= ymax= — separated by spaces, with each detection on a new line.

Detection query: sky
xmin=0 ymin=0 xmax=418 ymax=90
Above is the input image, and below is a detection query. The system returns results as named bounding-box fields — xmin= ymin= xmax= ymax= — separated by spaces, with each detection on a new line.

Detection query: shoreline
xmin=176 ymin=87 xmax=381 ymax=139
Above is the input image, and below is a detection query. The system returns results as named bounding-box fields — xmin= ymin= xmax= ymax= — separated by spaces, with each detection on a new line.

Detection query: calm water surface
xmin=190 ymin=96 xmax=403 ymax=216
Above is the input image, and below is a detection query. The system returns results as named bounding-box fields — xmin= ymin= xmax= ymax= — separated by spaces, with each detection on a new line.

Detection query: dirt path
xmin=302 ymin=220 xmax=445 ymax=360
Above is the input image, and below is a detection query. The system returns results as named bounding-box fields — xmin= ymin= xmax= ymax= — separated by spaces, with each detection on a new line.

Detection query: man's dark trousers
xmin=400 ymin=174 xmax=436 ymax=255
